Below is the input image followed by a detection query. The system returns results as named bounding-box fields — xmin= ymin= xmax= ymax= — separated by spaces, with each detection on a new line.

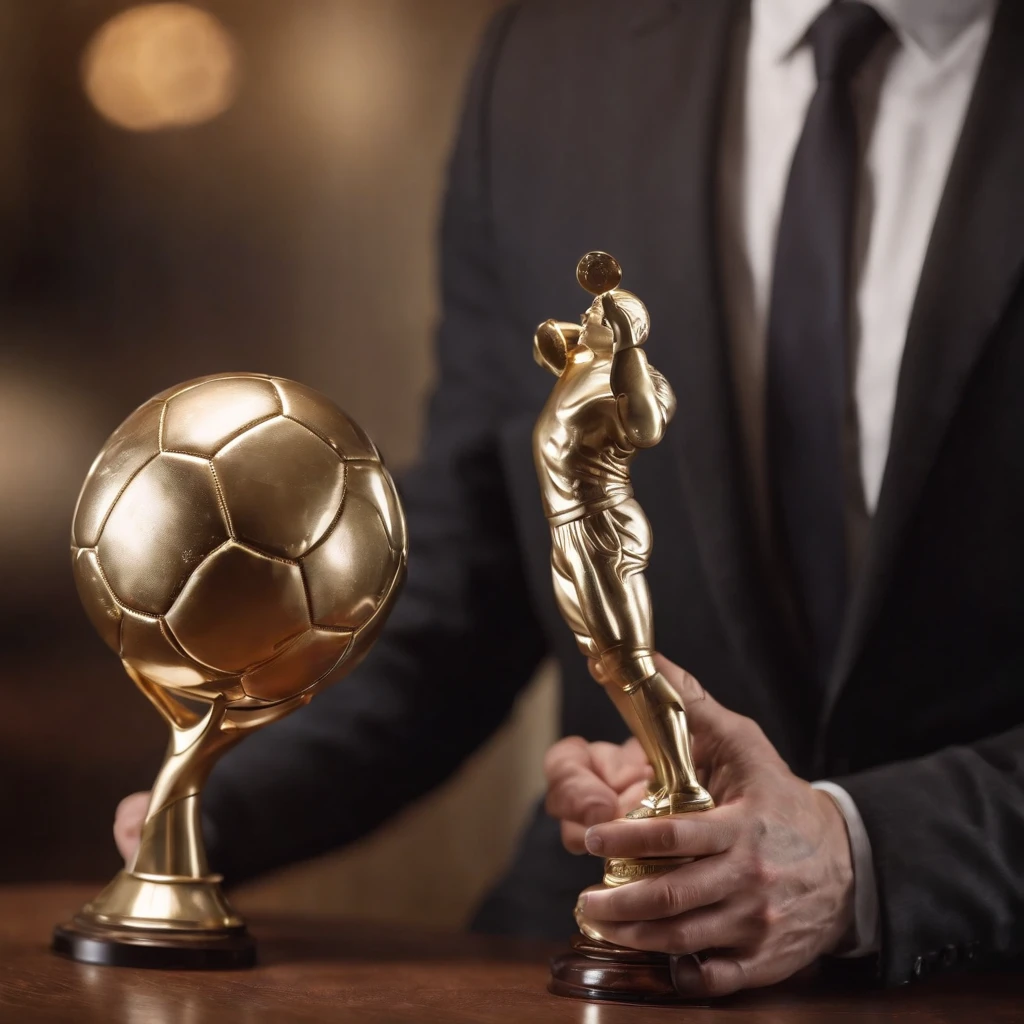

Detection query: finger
xmin=113 ymin=791 xmax=150 ymax=862
xmin=617 ymin=779 xmax=654 ymax=818
xmin=652 ymin=654 xmax=724 ymax=724
xmin=670 ymin=953 xmax=751 ymax=998
xmin=585 ymin=807 xmax=739 ymax=859
xmin=654 ymin=654 xmax=768 ymax=754
xmin=589 ymin=740 xmax=653 ymax=792
xmin=543 ymin=736 xmax=593 ymax=783
xmin=580 ymin=899 xmax=749 ymax=958
xmin=562 ymin=820 xmax=588 ymax=855
xmin=579 ymin=854 xmax=740 ymax=923
xmin=544 ymin=738 xmax=617 ymax=826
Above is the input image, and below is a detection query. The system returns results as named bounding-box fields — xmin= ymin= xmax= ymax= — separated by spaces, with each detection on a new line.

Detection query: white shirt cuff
xmin=812 ymin=780 xmax=880 ymax=957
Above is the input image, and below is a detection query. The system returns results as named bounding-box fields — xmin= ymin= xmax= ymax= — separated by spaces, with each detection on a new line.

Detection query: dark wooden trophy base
xmin=550 ymin=934 xmax=692 ymax=1005
xmin=53 ymin=919 xmax=256 ymax=970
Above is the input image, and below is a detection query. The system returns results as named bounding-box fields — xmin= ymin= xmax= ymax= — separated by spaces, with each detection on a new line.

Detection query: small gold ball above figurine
xmin=576 ymin=250 xmax=623 ymax=296
xmin=54 ymin=372 xmax=407 ymax=969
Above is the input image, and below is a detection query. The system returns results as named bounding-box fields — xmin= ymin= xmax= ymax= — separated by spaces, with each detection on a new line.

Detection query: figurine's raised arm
xmin=534 ymin=319 xmax=582 ymax=377
xmin=602 ymin=292 xmax=675 ymax=448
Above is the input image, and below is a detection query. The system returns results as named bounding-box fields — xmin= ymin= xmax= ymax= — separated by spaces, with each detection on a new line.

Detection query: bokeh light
xmin=81 ymin=3 xmax=240 ymax=131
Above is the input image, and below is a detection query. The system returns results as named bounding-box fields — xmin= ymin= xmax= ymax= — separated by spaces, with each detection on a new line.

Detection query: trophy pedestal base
xmin=52 ymin=919 xmax=256 ymax=970
xmin=549 ymin=934 xmax=690 ymax=1004
xmin=51 ymin=869 xmax=256 ymax=970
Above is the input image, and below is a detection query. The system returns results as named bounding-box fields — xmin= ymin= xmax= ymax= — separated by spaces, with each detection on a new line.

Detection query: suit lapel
xmin=825 ymin=0 xmax=1024 ymax=717
xmin=622 ymin=0 xmax=808 ymax=696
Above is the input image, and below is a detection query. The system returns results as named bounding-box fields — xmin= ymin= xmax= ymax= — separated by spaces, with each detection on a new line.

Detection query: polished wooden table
xmin=0 ymin=886 xmax=1020 ymax=1023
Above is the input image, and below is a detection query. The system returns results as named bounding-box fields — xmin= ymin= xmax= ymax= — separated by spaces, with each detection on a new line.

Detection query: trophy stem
xmin=130 ymin=697 xmax=240 ymax=879
xmin=53 ymin=695 xmax=255 ymax=968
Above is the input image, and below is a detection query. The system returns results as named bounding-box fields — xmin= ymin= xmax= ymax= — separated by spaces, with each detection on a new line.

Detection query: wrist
xmin=813 ymin=787 xmax=856 ymax=953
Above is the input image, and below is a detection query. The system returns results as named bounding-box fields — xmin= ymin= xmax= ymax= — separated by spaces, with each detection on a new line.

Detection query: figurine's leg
xmin=577 ymin=504 xmax=711 ymax=816
xmin=554 ymin=510 xmax=691 ymax=808
xmin=620 ymin=666 xmax=712 ymax=816
xmin=550 ymin=546 xmax=658 ymax=763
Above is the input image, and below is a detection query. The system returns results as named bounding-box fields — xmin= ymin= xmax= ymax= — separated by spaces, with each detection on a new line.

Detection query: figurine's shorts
xmin=549 ymin=498 xmax=655 ymax=685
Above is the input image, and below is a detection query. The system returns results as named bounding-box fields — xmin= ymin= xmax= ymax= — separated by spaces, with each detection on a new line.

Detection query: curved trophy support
xmin=53 ymin=676 xmax=311 ymax=968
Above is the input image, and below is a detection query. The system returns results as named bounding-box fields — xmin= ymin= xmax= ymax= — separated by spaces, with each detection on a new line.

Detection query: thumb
xmin=653 ymin=653 xmax=729 ymax=728
xmin=114 ymin=791 xmax=150 ymax=864
xmin=654 ymin=654 xmax=777 ymax=768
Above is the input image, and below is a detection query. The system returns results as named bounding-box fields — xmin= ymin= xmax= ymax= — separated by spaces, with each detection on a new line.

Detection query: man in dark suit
xmin=115 ymin=0 xmax=1024 ymax=994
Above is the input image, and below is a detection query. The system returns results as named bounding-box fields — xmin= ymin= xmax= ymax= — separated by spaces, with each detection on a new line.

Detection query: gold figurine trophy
xmin=54 ymin=373 xmax=406 ymax=968
xmin=535 ymin=254 xmax=713 ymax=1003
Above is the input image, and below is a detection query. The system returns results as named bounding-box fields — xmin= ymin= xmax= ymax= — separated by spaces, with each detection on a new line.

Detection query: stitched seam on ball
xmin=160 ymin=617 xmax=231 ymax=678
xmin=268 ymin=377 xmax=285 ymax=415
xmin=344 ymin=534 xmax=404 ymax=640
xmin=313 ymin=637 xmax=354 ymax=686
xmin=157 ymin=400 xmax=168 ymax=452
xmin=282 ymin=415 xmax=380 ymax=462
xmin=207 ymin=460 xmax=235 ymax=538
xmin=164 ymin=374 xmax=270 ymax=404
xmin=297 ymin=560 xmax=316 ymax=626
xmin=233 ymin=541 xmax=299 ymax=566
xmin=311 ymin=505 xmax=398 ymax=636
xmin=93 ymin=557 xmax=160 ymax=618
xmin=166 ymin=538 xmax=233 ymax=612
xmin=94 ymin=451 xmax=161 ymax=549
xmin=302 ymin=462 xmax=347 ymax=561
xmin=206 ymin=412 xmax=281 ymax=458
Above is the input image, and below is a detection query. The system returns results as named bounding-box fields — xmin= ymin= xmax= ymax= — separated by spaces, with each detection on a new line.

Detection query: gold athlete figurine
xmin=533 ymin=252 xmax=712 ymax=818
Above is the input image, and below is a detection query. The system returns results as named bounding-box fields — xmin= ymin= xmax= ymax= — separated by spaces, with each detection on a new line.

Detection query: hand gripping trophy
xmin=54 ymin=373 xmax=406 ymax=968
xmin=535 ymin=254 xmax=714 ymax=1001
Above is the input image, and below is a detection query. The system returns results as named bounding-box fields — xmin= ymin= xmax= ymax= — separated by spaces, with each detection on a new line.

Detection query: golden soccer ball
xmin=71 ymin=373 xmax=406 ymax=707
xmin=576 ymin=251 xmax=623 ymax=296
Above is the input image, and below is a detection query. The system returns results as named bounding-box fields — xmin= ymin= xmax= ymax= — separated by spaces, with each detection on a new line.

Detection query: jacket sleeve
xmin=833 ymin=724 xmax=1024 ymax=986
xmin=201 ymin=4 xmax=545 ymax=884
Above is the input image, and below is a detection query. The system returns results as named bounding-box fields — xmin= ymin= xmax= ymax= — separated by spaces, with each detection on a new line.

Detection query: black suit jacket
xmin=204 ymin=0 xmax=1024 ymax=987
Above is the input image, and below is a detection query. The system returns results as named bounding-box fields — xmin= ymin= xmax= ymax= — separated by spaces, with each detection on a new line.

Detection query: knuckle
xmin=544 ymin=736 xmax=587 ymax=772
xmin=649 ymin=821 xmax=680 ymax=854
xmin=667 ymin=919 xmax=707 ymax=956
xmin=748 ymin=853 xmax=776 ymax=888
xmin=761 ymin=901 xmax=784 ymax=931
xmin=701 ymin=962 xmax=738 ymax=996
xmin=660 ymin=878 xmax=699 ymax=918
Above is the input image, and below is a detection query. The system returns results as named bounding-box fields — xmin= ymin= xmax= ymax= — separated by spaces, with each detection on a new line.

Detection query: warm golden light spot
xmin=81 ymin=3 xmax=240 ymax=131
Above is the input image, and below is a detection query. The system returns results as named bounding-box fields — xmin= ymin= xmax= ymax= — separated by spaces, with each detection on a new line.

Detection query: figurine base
xmin=53 ymin=919 xmax=256 ymax=969
xmin=549 ymin=934 xmax=696 ymax=1004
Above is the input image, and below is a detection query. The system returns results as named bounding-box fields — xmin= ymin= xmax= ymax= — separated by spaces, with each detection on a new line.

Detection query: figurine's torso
xmin=533 ymin=349 xmax=635 ymax=526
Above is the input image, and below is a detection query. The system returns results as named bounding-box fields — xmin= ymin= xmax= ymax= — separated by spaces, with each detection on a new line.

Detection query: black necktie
xmin=766 ymin=2 xmax=889 ymax=679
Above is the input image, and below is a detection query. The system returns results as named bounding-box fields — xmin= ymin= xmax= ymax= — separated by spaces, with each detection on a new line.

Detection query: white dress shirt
xmin=718 ymin=0 xmax=996 ymax=955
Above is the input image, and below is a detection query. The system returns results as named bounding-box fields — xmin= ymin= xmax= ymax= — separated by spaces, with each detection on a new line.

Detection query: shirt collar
xmin=754 ymin=0 xmax=995 ymax=64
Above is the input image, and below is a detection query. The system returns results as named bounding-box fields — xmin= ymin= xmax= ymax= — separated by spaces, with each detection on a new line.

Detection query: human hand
xmin=554 ymin=656 xmax=855 ymax=996
xmin=543 ymin=736 xmax=655 ymax=853
xmin=113 ymin=791 xmax=150 ymax=864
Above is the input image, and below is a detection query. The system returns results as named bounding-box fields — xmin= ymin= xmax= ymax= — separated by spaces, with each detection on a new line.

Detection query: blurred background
xmin=0 ymin=0 xmax=559 ymax=929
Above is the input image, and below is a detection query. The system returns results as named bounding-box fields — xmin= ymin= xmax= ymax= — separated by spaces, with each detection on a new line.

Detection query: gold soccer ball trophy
xmin=53 ymin=373 xmax=407 ymax=968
